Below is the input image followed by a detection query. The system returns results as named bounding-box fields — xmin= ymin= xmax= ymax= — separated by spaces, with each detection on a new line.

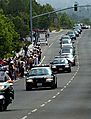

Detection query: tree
xmin=0 ymin=10 xmax=19 ymax=58
xmin=59 ymin=12 xmax=74 ymax=28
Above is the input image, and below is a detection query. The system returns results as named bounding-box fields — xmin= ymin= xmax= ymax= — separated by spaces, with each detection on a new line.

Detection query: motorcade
xmin=25 ymin=65 xmax=57 ymax=90
xmin=50 ymin=57 xmax=71 ymax=73
xmin=0 ymin=70 xmax=14 ymax=111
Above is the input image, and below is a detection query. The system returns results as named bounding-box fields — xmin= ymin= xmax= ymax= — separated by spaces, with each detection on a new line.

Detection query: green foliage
xmin=59 ymin=12 xmax=74 ymax=28
xmin=0 ymin=11 xmax=19 ymax=58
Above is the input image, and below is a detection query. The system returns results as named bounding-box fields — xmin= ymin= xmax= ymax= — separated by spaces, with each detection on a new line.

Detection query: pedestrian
xmin=8 ymin=61 xmax=14 ymax=80
xmin=23 ymin=45 xmax=28 ymax=56
xmin=20 ymin=62 xmax=24 ymax=77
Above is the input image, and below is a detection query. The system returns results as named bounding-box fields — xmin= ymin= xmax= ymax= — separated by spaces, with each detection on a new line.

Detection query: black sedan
xmin=50 ymin=57 xmax=71 ymax=73
xmin=25 ymin=65 xmax=57 ymax=90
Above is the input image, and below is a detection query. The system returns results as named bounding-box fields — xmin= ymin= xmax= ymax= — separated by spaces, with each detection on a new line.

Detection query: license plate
xmin=59 ymin=68 xmax=62 ymax=70
xmin=37 ymin=83 xmax=42 ymax=86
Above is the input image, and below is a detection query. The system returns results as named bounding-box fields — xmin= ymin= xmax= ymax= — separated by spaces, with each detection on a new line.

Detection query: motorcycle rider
xmin=0 ymin=68 xmax=14 ymax=105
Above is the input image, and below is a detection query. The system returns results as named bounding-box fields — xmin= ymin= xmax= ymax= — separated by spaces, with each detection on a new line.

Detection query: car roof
xmin=31 ymin=66 xmax=51 ymax=70
xmin=54 ymin=57 xmax=67 ymax=61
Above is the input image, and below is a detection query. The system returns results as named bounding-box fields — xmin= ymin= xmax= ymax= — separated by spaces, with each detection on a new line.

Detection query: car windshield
xmin=28 ymin=68 xmax=51 ymax=76
xmin=62 ymin=40 xmax=69 ymax=44
xmin=67 ymin=31 xmax=74 ymax=34
xmin=62 ymin=48 xmax=71 ymax=53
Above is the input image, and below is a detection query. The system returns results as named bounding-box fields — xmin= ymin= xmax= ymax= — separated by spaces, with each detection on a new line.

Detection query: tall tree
xmin=0 ymin=10 xmax=19 ymax=58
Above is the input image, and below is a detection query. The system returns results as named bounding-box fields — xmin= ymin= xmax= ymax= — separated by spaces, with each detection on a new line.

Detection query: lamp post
xmin=30 ymin=0 xmax=32 ymax=43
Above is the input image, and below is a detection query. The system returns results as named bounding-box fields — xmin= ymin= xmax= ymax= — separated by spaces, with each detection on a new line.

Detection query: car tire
xmin=68 ymin=68 xmax=71 ymax=73
xmin=51 ymin=80 xmax=57 ymax=89
xmin=26 ymin=86 xmax=32 ymax=91
xmin=55 ymin=82 xmax=57 ymax=88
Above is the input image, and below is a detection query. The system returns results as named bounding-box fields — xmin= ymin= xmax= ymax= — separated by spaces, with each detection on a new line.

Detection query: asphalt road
xmin=0 ymin=29 xmax=91 ymax=119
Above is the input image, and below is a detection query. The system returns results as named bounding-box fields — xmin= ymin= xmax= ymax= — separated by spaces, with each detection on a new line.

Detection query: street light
xmin=30 ymin=0 xmax=32 ymax=43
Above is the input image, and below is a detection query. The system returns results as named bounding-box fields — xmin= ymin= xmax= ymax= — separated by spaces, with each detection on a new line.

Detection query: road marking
xmin=32 ymin=109 xmax=37 ymax=113
xmin=56 ymin=92 xmax=60 ymax=95
xmin=49 ymin=42 xmax=54 ymax=47
xmin=52 ymin=96 xmax=56 ymax=99
xmin=61 ymin=88 xmax=64 ymax=92
xmin=64 ymin=85 xmax=67 ymax=89
xmin=40 ymin=56 xmax=45 ymax=64
xmin=47 ymin=100 xmax=52 ymax=103
xmin=40 ymin=104 xmax=45 ymax=107
xmin=21 ymin=116 xmax=27 ymax=119
xmin=28 ymin=112 xmax=31 ymax=115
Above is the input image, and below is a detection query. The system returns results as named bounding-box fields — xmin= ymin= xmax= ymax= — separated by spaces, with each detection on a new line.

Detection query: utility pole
xmin=30 ymin=0 xmax=32 ymax=43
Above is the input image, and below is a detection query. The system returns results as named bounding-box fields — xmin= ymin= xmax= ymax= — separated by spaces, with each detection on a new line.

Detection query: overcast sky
xmin=37 ymin=0 xmax=91 ymax=9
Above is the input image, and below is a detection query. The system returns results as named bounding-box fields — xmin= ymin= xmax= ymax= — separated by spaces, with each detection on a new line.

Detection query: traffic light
xmin=74 ymin=3 xmax=78 ymax=11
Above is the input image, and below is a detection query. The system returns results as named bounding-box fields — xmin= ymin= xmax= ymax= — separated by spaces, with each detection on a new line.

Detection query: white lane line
xmin=21 ymin=116 xmax=27 ymax=119
xmin=49 ymin=42 xmax=54 ymax=47
xmin=61 ymin=88 xmax=64 ymax=92
xmin=40 ymin=56 xmax=45 ymax=64
xmin=40 ymin=104 xmax=45 ymax=107
xmin=47 ymin=100 xmax=52 ymax=103
xmin=31 ymin=109 xmax=38 ymax=113
xmin=56 ymin=92 xmax=60 ymax=95
xmin=64 ymin=85 xmax=67 ymax=89
xmin=52 ymin=96 xmax=56 ymax=99
xmin=28 ymin=112 xmax=31 ymax=115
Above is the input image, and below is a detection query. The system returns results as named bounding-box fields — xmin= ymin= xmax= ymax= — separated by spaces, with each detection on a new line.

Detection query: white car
xmin=60 ymin=39 xmax=73 ymax=48
xmin=61 ymin=53 xmax=76 ymax=66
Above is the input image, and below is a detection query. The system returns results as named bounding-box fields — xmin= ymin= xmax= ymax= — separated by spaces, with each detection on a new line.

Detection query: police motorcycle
xmin=0 ymin=69 xmax=14 ymax=111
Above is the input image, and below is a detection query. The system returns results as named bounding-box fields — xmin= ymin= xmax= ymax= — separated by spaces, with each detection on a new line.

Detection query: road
xmin=0 ymin=29 xmax=91 ymax=119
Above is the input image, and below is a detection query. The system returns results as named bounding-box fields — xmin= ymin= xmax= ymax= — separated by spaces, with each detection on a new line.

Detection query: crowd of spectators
xmin=0 ymin=44 xmax=42 ymax=80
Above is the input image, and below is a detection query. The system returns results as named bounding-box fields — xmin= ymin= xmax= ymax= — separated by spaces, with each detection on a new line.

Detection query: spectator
xmin=8 ymin=61 xmax=14 ymax=80
xmin=23 ymin=45 xmax=28 ymax=56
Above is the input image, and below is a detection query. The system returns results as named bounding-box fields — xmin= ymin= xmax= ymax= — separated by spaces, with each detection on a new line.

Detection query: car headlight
xmin=26 ymin=79 xmax=33 ymax=83
xmin=0 ymin=95 xmax=4 ymax=99
xmin=46 ymin=78 xmax=53 ymax=82
xmin=52 ymin=65 xmax=56 ymax=68
xmin=0 ymin=85 xmax=4 ymax=90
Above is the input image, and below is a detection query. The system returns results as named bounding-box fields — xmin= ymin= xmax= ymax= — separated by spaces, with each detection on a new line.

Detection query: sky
xmin=37 ymin=0 xmax=91 ymax=9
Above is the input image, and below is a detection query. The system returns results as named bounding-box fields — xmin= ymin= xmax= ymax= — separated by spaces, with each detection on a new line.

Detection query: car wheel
xmin=26 ymin=86 xmax=32 ymax=91
xmin=55 ymin=81 xmax=57 ymax=88
xmin=51 ymin=80 xmax=57 ymax=89
xmin=68 ymin=68 xmax=71 ymax=73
